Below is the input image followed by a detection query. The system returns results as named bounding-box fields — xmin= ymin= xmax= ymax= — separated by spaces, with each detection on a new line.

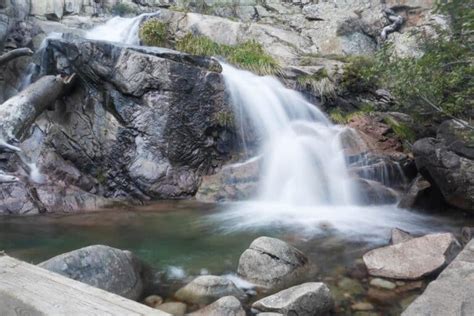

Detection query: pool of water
xmin=0 ymin=201 xmax=470 ymax=315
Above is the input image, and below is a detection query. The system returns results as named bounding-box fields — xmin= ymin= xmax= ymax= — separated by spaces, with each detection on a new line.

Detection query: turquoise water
xmin=0 ymin=201 xmax=470 ymax=315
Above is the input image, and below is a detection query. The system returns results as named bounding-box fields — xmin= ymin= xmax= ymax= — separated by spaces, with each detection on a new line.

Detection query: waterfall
xmin=222 ymin=63 xmax=357 ymax=206
xmin=85 ymin=12 xmax=158 ymax=45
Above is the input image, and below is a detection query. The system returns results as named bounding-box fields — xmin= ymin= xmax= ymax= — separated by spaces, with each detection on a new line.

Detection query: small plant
xmin=384 ymin=116 xmax=416 ymax=142
xmin=139 ymin=19 xmax=170 ymax=47
xmin=340 ymin=55 xmax=380 ymax=93
xmin=297 ymin=69 xmax=337 ymax=103
xmin=111 ymin=3 xmax=135 ymax=16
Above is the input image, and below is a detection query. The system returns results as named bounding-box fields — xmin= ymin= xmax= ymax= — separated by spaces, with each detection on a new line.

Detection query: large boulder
xmin=12 ymin=33 xmax=234 ymax=210
xmin=39 ymin=245 xmax=147 ymax=300
xmin=237 ymin=236 xmax=310 ymax=290
xmin=363 ymin=233 xmax=461 ymax=280
xmin=188 ymin=296 xmax=246 ymax=316
xmin=174 ymin=275 xmax=246 ymax=305
xmin=251 ymin=282 xmax=334 ymax=316
xmin=402 ymin=239 xmax=474 ymax=316
xmin=413 ymin=120 xmax=474 ymax=211
xmin=31 ymin=0 xmax=65 ymax=21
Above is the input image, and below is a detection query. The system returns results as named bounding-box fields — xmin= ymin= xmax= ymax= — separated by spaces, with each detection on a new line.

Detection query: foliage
xmin=111 ymin=3 xmax=136 ymax=16
xmin=139 ymin=19 xmax=170 ymax=47
xmin=339 ymin=1 xmax=473 ymax=121
xmin=328 ymin=103 xmax=374 ymax=124
xmin=176 ymin=33 xmax=281 ymax=75
xmin=297 ymin=69 xmax=337 ymax=103
xmin=384 ymin=116 xmax=416 ymax=142
xmin=340 ymin=56 xmax=380 ymax=93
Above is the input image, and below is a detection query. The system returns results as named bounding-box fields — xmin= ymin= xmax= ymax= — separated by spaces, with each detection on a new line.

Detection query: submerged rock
xmin=363 ymin=233 xmax=461 ymax=280
xmin=252 ymin=282 xmax=334 ymax=316
xmin=156 ymin=302 xmax=187 ymax=316
xmin=39 ymin=245 xmax=147 ymax=300
xmin=237 ymin=236 xmax=310 ymax=290
xmin=355 ymin=178 xmax=399 ymax=205
xmin=413 ymin=120 xmax=474 ymax=211
xmin=188 ymin=296 xmax=245 ymax=316
xmin=175 ymin=275 xmax=245 ymax=305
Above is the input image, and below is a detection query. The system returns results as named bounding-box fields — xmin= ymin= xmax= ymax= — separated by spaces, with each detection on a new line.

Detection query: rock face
xmin=402 ymin=240 xmax=474 ymax=316
xmin=188 ymin=296 xmax=246 ymax=316
xmin=0 ymin=33 xmax=234 ymax=215
xmin=363 ymin=233 xmax=461 ymax=280
xmin=237 ymin=236 xmax=310 ymax=290
xmin=413 ymin=120 xmax=474 ymax=211
xmin=196 ymin=158 xmax=260 ymax=202
xmin=174 ymin=275 xmax=246 ymax=305
xmin=252 ymin=282 xmax=334 ymax=316
xmin=39 ymin=245 xmax=146 ymax=300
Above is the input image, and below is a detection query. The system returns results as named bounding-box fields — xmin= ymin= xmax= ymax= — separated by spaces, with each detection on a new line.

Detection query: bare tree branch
xmin=0 ymin=48 xmax=34 ymax=66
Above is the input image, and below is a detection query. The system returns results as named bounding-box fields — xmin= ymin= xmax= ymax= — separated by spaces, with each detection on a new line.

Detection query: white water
xmin=223 ymin=63 xmax=357 ymax=206
xmin=214 ymin=64 xmax=441 ymax=239
xmin=85 ymin=13 xmax=157 ymax=44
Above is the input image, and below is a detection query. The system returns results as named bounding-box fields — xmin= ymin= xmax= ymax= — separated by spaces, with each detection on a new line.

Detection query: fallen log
xmin=0 ymin=74 xmax=75 ymax=143
xmin=0 ymin=48 xmax=34 ymax=66
xmin=381 ymin=8 xmax=404 ymax=40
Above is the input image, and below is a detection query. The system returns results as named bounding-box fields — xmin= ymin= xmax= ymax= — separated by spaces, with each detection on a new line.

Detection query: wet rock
xmin=188 ymin=296 xmax=245 ymax=316
xmin=402 ymin=240 xmax=474 ymax=316
xmin=363 ymin=233 xmax=461 ymax=280
xmin=413 ymin=120 xmax=474 ymax=211
xmin=367 ymin=287 xmax=399 ymax=305
xmin=144 ymin=295 xmax=164 ymax=308
xmin=370 ymin=278 xmax=396 ymax=290
xmin=196 ymin=158 xmax=260 ymax=202
xmin=337 ymin=277 xmax=365 ymax=296
xmin=390 ymin=228 xmax=413 ymax=245
xmin=156 ymin=302 xmax=187 ymax=316
xmin=252 ymin=282 xmax=334 ymax=316
xmin=397 ymin=175 xmax=433 ymax=209
xmin=175 ymin=275 xmax=245 ymax=305
xmin=237 ymin=236 xmax=310 ymax=290
xmin=356 ymin=178 xmax=399 ymax=205
xmin=39 ymin=245 xmax=146 ymax=300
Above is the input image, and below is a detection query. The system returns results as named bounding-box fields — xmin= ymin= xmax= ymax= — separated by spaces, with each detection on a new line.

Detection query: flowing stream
xmin=80 ymin=14 xmax=447 ymax=240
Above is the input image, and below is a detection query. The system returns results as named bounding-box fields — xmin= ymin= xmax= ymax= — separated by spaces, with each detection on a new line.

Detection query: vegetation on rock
xmin=139 ymin=19 xmax=281 ymax=75
xmin=176 ymin=33 xmax=280 ymax=75
xmin=139 ymin=19 xmax=170 ymax=47
xmin=111 ymin=3 xmax=136 ymax=16
xmin=339 ymin=1 xmax=473 ymax=124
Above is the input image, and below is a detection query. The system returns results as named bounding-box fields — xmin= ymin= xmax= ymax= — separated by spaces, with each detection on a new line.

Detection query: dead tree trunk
xmin=0 ymin=74 xmax=75 ymax=147
xmin=0 ymin=48 xmax=34 ymax=66
xmin=381 ymin=8 xmax=404 ymax=40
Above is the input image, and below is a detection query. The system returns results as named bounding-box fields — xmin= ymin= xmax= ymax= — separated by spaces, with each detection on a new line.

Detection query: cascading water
xmin=213 ymin=64 xmax=441 ymax=238
xmin=223 ymin=63 xmax=357 ymax=206
xmin=85 ymin=12 xmax=157 ymax=44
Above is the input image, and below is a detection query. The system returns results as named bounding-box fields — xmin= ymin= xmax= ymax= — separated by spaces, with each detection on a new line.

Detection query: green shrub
xmin=384 ymin=116 xmax=416 ymax=142
xmin=139 ymin=19 xmax=170 ymax=47
xmin=111 ymin=3 xmax=135 ymax=16
xmin=176 ymin=33 xmax=281 ymax=75
xmin=340 ymin=55 xmax=380 ymax=93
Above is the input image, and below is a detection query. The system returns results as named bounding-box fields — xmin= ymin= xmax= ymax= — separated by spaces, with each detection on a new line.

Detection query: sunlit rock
xmin=363 ymin=233 xmax=461 ymax=280
xmin=237 ymin=236 xmax=310 ymax=291
xmin=252 ymin=282 xmax=334 ymax=316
